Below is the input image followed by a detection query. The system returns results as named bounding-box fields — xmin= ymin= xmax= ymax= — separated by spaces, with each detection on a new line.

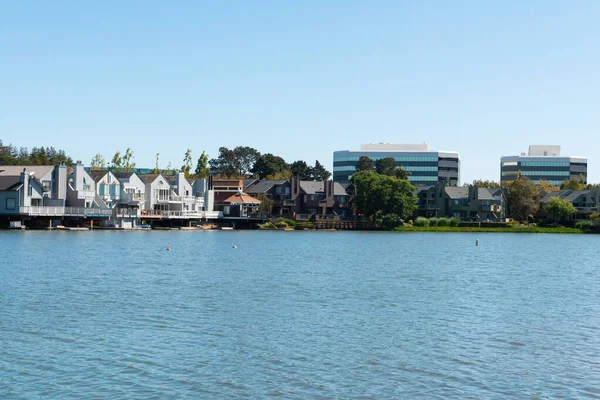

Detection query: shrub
xmin=437 ymin=217 xmax=449 ymax=227
xmin=414 ymin=217 xmax=430 ymax=227
xmin=407 ymin=220 xmax=413 ymax=226
xmin=449 ymin=217 xmax=459 ymax=227
xmin=382 ymin=213 xmax=404 ymax=228
xmin=576 ymin=221 xmax=593 ymax=231
xmin=428 ymin=217 xmax=438 ymax=226
xmin=275 ymin=217 xmax=295 ymax=227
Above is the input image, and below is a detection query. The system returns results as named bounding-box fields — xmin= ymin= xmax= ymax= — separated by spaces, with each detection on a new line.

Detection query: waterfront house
xmin=444 ymin=186 xmax=505 ymax=222
xmin=113 ymin=171 xmax=146 ymax=228
xmin=222 ymin=191 xmax=261 ymax=218
xmin=0 ymin=169 xmax=45 ymax=216
xmin=539 ymin=189 xmax=599 ymax=221
xmin=289 ymin=177 xmax=354 ymax=221
xmin=245 ymin=179 xmax=292 ymax=217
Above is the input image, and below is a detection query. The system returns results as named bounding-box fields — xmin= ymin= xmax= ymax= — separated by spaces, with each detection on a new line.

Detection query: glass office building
xmin=500 ymin=145 xmax=587 ymax=186
xmin=333 ymin=144 xmax=460 ymax=186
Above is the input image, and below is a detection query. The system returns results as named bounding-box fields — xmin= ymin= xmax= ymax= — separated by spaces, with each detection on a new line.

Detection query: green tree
xmin=234 ymin=146 xmax=261 ymax=176
xmin=122 ymin=147 xmax=136 ymax=171
xmin=351 ymin=170 xmax=418 ymax=221
xmin=395 ymin=165 xmax=409 ymax=180
xmin=182 ymin=148 xmax=193 ymax=177
xmin=473 ymin=179 xmax=501 ymax=188
xmin=111 ymin=151 xmax=123 ymax=171
xmin=356 ymin=156 xmax=374 ymax=172
xmin=375 ymin=157 xmax=397 ymax=176
xmin=90 ymin=153 xmax=106 ymax=169
xmin=310 ymin=160 xmax=331 ymax=181
xmin=250 ymin=153 xmax=289 ymax=179
xmin=290 ymin=160 xmax=312 ymax=180
xmin=560 ymin=177 xmax=585 ymax=191
xmin=256 ymin=193 xmax=274 ymax=216
xmin=152 ymin=153 xmax=160 ymax=174
xmin=506 ymin=177 xmax=540 ymax=222
xmin=544 ymin=197 xmax=577 ymax=221
xmin=195 ymin=151 xmax=210 ymax=178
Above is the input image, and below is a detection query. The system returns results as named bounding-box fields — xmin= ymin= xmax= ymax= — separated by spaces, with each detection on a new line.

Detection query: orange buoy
xmin=166 ymin=247 xmax=171 ymax=251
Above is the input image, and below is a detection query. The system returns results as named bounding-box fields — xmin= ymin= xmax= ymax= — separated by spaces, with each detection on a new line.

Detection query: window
xmin=6 ymin=198 xmax=16 ymax=210
xmin=311 ymin=195 xmax=319 ymax=201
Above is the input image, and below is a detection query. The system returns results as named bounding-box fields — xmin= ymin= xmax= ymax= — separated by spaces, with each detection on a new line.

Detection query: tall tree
xmin=310 ymin=160 xmax=331 ymax=181
xmin=290 ymin=160 xmax=312 ymax=180
xmin=560 ymin=177 xmax=585 ymax=191
xmin=234 ymin=146 xmax=261 ymax=176
xmin=182 ymin=148 xmax=193 ymax=177
xmin=506 ymin=177 xmax=540 ymax=222
xmin=152 ymin=153 xmax=160 ymax=174
xmin=351 ymin=170 xmax=418 ymax=220
xmin=395 ymin=165 xmax=409 ymax=180
xmin=122 ymin=147 xmax=136 ymax=171
xmin=111 ymin=151 xmax=123 ymax=171
xmin=375 ymin=157 xmax=397 ymax=176
xmin=209 ymin=147 xmax=238 ymax=177
xmin=544 ymin=197 xmax=577 ymax=221
xmin=250 ymin=153 xmax=288 ymax=179
xmin=195 ymin=151 xmax=210 ymax=178
xmin=356 ymin=156 xmax=374 ymax=172
xmin=473 ymin=179 xmax=501 ymax=188
xmin=90 ymin=153 xmax=106 ymax=170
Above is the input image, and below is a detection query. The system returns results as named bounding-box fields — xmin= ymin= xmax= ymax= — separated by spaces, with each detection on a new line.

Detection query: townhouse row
xmin=0 ymin=162 xmax=223 ymax=228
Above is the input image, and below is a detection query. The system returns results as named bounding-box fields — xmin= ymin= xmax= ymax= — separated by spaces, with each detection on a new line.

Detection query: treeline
xmin=90 ymin=146 xmax=333 ymax=181
xmin=0 ymin=140 xmax=73 ymax=166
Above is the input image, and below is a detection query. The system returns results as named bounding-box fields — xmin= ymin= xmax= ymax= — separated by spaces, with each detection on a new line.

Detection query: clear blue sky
xmin=1 ymin=1 xmax=599 ymax=183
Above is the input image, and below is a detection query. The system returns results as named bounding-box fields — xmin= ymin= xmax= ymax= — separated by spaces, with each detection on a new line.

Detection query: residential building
xmin=501 ymin=145 xmax=587 ymax=186
xmin=288 ymin=177 xmax=354 ymax=221
xmin=333 ymin=143 xmax=460 ymax=186
xmin=539 ymin=189 xmax=599 ymax=221
xmin=413 ymin=184 xmax=506 ymax=222
xmin=245 ymin=179 xmax=292 ymax=216
xmin=222 ymin=192 xmax=261 ymax=218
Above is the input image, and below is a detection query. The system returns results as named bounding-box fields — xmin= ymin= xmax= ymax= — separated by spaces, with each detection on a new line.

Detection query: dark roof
xmin=88 ymin=170 xmax=109 ymax=182
xmin=0 ymin=176 xmax=23 ymax=191
xmin=112 ymin=171 xmax=136 ymax=179
xmin=300 ymin=181 xmax=349 ymax=196
xmin=445 ymin=186 xmax=468 ymax=199
xmin=540 ymin=190 xmax=571 ymax=203
xmin=163 ymin=175 xmax=177 ymax=184
xmin=565 ymin=190 xmax=591 ymax=202
xmin=138 ymin=174 xmax=162 ymax=184
xmin=245 ymin=180 xmax=287 ymax=194
xmin=243 ymin=178 xmax=259 ymax=188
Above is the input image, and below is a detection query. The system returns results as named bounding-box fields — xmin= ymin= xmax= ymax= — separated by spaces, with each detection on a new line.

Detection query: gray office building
xmin=500 ymin=145 xmax=587 ymax=186
xmin=333 ymin=144 xmax=460 ymax=186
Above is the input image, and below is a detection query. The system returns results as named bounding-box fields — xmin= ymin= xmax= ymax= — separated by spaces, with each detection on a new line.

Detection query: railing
xmin=20 ymin=206 xmax=112 ymax=217
xmin=77 ymin=190 xmax=97 ymax=200
xmin=141 ymin=210 xmax=222 ymax=219
xmin=155 ymin=195 xmax=201 ymax=204
xmin=283 ymin=199 xmax=296 ymax=206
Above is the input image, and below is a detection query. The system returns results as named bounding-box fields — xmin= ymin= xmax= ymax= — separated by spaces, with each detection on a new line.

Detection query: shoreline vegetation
xmin=257 ymin=218 xmax=594 ymax=234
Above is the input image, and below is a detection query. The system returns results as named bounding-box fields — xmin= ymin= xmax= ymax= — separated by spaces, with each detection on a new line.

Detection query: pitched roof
xmin=299 ymin=181 xmax=349 ymax=195
xmin=0 ymin=165 xmax=54 ymax=179
xmin=223 ymin=191 xmax=261 ymax=204
xmin=541 ymin=190 xmax=570 ymax=203
xmin=565 ymin=190 xmax=591 ymax=202
xmin=112 ymin=171 xmax=136 ymax=179
xmin=245 ymin=180 xmax=287 ymax=194
xmin=445 ymin=186 xmax=468 ymax=199
xmin=243 ymin=178 xmax=259 ymax=188
xmin=0 ymin=176 xmax=23 ymax=191
xmin=87 ymin=169 xmax=109 ymax=182
xmin=138 ymin=174 xmax=162 ymax=184
xmin=477 ymin=188 xmax=498 ymax=201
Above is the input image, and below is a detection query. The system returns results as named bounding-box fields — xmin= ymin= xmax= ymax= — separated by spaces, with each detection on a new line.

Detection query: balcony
xmin=283 ymin=199 xmax=296 ymax=206
xmin=141 ymin=210 xmax=223 ymax=219
xmin=20 ymin=206 xmax=112 ymax=217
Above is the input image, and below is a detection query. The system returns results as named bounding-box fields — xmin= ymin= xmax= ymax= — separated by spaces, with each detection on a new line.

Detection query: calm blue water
xmin=1 ymin=230 xmax=600 ymax=399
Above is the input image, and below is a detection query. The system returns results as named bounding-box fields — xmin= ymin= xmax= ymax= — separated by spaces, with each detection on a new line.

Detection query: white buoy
xmin=476 ymin=239 xmax=479 ymax=246
xmin=232 ymin=245 xmax=237 ymax=249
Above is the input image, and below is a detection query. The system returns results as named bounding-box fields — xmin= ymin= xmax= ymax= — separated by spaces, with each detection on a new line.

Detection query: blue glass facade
xmin=333 ymin=150 xmax=460 ymax=186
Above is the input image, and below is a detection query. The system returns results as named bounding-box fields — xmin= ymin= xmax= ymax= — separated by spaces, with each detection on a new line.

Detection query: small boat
xmin=220 ymin=226 xmax=234 ymax=230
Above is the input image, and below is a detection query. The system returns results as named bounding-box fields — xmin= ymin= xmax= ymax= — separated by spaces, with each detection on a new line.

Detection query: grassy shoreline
xmin=392 ymin=226 xmax=587 ymax=234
